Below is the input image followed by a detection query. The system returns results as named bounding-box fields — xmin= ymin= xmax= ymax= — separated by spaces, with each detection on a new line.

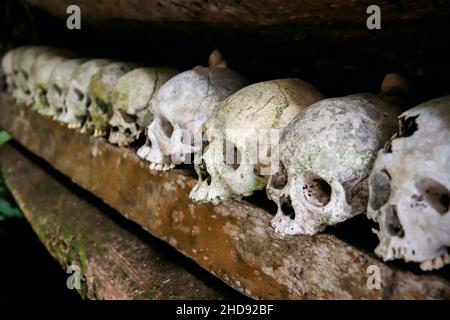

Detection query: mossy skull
xmin=84 ymin=62 xmax=137 ymax=136
xmin=268 ymin=94 xmax=401 ymax=236
xmin=108 ymin=67 xmax=178 ymax=147
xmin=61 ymin=59 xmax=112 ymax=128
xmin=189 ymin=79 xmax=323 ymax=204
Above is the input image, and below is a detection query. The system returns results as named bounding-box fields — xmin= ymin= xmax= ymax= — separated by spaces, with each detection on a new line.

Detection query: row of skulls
xmin=2 ymin=46 xmax=449 ymax=271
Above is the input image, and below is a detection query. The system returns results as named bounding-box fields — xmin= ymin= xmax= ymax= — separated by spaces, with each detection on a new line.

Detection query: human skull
xmin=367 ymin=96 xmax=450 ymax=271
xmin=137 ymin=66 xmax=247 ymax=171
xmin=12 ymin=46 xmax=51 ymax=105
xmin=47 ymin=58 xmax=87 ymax=119
xmin=1 ymin=47 xmax=21 ymax=93
xmin=268 ymin=94 xmax=402 ymax=236
xmin=189 ymin=79 xmax=323 ymax=204
xmin=84 ymin=62 xmax=137 ymax=137
xmin=31 ymin=50 xmax=76 ymax=115
xmin=108 ymin=67 xmax=178 ymax=147
xmin=60 ymin=59 xmax=112 ymax=128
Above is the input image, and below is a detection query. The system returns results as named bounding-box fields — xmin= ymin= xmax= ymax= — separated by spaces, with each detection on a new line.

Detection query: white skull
xmin=268 ymin=94 xmax=401 ymax=236
xmin=1 ymin=47 xmax=21 ymax=93
xmin=108 ymin=67 xmax=178 ymax=147
xmin=189 ymin=79 xmax=323 ymax=204
xmin=137 ymin=66 xmax=247 ymax=171
xmin=367 ymin=96 xmax=450 ymax=271
xmin=47 ymin=58 xmax=87 ymax=120
xmin=61 ymin=59 xmax=112 ymax=128
xmin=12 ymin=46 xmax=51 ymax=105
xmin=84 ymin=62 xmax=137 ymax=137
xmin=31 ymin=52 xmax=73 ymax=115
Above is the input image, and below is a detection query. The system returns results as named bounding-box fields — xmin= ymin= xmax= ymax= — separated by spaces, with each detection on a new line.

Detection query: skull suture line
xmin=60 ymin=59 xmax=112 ymax=129
xmin=189 ymin=79 xmax=324 ymax=204
xmin=84 ymin=62 xmax=137 ymax=137
xmin=108 ymin=67 xmax=179 ymax=147
xmin=47 ymin=58 xmax=87 ymax=120
xmin=268 ymin=94 xmax=402 ymax=236
xmin=137 ymin=66 xmax=247 ymax=171
xmin=367 ymin=96 xmax=450 ymax=271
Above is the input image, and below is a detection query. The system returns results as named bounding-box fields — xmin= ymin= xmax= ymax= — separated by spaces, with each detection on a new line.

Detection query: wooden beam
xmin=0 ymin=143 xmax=239 ymax=300
xmin=0 ymin=96 xmax=449 ymax=299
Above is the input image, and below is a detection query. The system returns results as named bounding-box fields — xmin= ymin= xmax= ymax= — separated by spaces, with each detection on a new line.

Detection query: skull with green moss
xmin=189 ymin=79 xmax=323 ymax=204
xmin=60 ymin=59 xmax=112 ymax=128
xmin=108 ymin=67 xmax=178 ymax=147
xmin=84 ymin=62 xmax=137 ymax=137
xmin=268 ymin=94 xmax=402 ymax=236
xmin=30 ymin=49 xmax=76 ymax=115
xmin=47 ymin=58 xmax=87 ymax=119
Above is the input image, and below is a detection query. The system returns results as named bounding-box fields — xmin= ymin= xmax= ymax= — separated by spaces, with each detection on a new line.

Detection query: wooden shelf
xmin=0 ymin=143 xmax=240 ymax=299
xmin=1 ymin=95 xmax=449 ymax=299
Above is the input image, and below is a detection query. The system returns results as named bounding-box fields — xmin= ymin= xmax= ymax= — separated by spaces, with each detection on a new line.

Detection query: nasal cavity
xmin=302 ymin=172 xmax=332 ymax=207
xmin=280 ymin=195 xmax=295 ymax=220
xmin=415 ymin=177 xmax=450 ymax=215
xmin=386 ymin=205 xmax=405 ymax=238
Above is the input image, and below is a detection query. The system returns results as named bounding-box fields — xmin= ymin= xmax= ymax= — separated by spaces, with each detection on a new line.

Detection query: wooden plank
xmin=0 ymin=143 xmax=240 ymax=300
xmin=26 ymin=0 xmax=450 ymax=27
xmin=0 ymin=96 xmax=449 ymax=299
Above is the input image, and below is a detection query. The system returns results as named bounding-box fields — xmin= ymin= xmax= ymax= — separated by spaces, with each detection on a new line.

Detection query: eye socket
xmin=415 ymin=177 xmax=450 ymax=215
xmin=52 ymin=84 xmax=62 ymax=96
xmin=74 ymin=88 xmax=84 ymax=101
xmin=301 ymin=171 xmax=332 ymax=207
xmin=95 ymin=99 xmax=110 ymax=114
xmin=369 ymin=169 xmax=391 ymax=211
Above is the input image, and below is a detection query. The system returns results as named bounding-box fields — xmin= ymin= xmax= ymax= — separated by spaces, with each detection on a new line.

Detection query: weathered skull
xmin=31 ymin=50 xmax=76 ymax=115
xmin=60 ymin=59 xmax=112 ymax=128
xmin=189 ymin=79 xmax=323 ymax=204
xmin=84 ymin=62 xmax=137 ymax=136
xmin=1 ymin=47 xmax=21 ymax=93
xmin=268 ymin=94 xmax=401 ymax=236
xmin=137 ymin=66 xmax=247 ymax=171
xmin=47 ymin=58 xmax=87 ymax=119
xmin=367 ymin=96 xmax=450 ymax=271
xmin=108 ymin=67 xmax=178 ymax=147
xmin=13 ymin=46 xmax=51 ymax=105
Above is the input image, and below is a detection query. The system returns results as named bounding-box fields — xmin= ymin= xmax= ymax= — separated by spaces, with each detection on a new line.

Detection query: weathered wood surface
xmin=0 ymin=144 xmax=239 ymax=300
xmin=26 ymin=0 xmax=450 ymax=27
xmin=0 ymin=96 xmax=449 ymax=299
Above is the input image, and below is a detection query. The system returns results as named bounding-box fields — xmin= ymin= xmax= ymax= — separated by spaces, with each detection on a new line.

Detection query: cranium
xmin=189 ymin=79 xmax=323 ymax=204
xmin=60 ymin=59 xmax=112 ymax=128
xmin=31 ymin=50 xmax=76 ymax=115
xmin=367 ymin=96 xmax=450 ymax=271
xmin=137 ymin=66 xmax=247 ymax=171
xmin=47 ymin=58 xmax=87 ymax=119
xmin=268 ymin=93 xmax=401 ymax=236
xmin=84 ymin=62 xmax=137 ymax=136
xmin=1 ymin=47 xmax=21 ymax=93
xmin=108 ymin=67 xmax=178 ymax=147
xmin=12 ymin=46 xmax=51 ymax=105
